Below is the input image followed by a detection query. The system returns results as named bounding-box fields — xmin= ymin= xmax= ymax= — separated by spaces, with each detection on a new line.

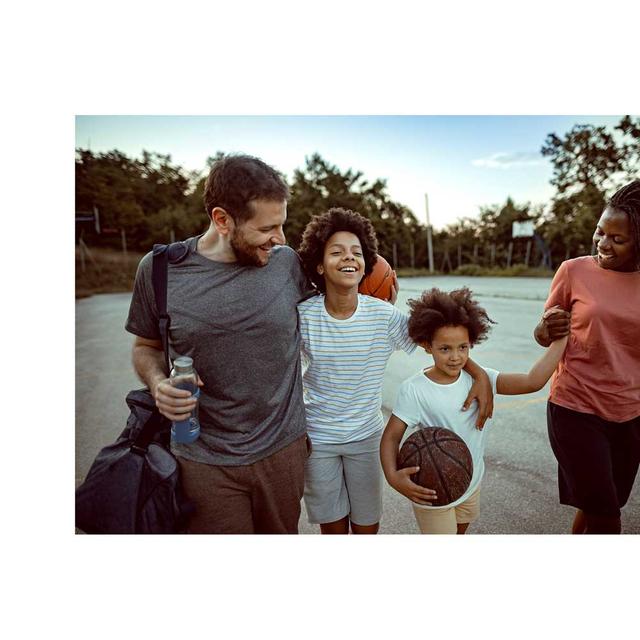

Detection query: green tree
xmin=75 ymin=148 xmax=200 ymax=251
xmin=539 ymin=116 xmax=639 ymax=264
xmin=616 ymin=115 xmax=640 ymax=178
xmin=539 ymin=184 xmax=606 ymax=264
xmin=75 ymin=149 xmax=146 ymax=247
xmin=542 ymin=125 xmax=622 ymax=195
xmin=541 ymin=116 xmax=640 ymax=195
xmin=134 ymin=151 xmax=191 ymax=217
xmin=477 ymin=197 xmax=534 ymax=242
xmin=286 ymin=153 xmax=423 ymax=266
xmin=474 ymin=198 xmax=540 ymax=266
xmin=442 ymin=217 xmax=481 ymax=267
xmin=76 ymin=149 xmax=429 ymax=264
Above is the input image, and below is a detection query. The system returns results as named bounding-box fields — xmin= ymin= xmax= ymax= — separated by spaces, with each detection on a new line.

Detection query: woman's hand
xmin=534 ymin=305 xmax=571 ymax=347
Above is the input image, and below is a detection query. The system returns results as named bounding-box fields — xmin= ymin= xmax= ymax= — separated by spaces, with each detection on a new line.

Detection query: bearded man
xmin=126 ymin=154 xmax=313 ymax=533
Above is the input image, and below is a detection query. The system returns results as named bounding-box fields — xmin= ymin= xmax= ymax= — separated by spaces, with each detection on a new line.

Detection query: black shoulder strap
xmin=151 ymin=241 xmax=189 ymax=374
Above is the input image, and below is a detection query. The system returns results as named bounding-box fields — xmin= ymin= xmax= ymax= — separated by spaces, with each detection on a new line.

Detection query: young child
xmin=297 ymin=209 xmax=494 ymax=534
xmin=380 ymin=287 xmax=568 ymax=534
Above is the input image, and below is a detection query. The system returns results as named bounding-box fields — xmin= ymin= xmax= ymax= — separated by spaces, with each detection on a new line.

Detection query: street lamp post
xmin=425 ymin=193 xmax=434 ymax=274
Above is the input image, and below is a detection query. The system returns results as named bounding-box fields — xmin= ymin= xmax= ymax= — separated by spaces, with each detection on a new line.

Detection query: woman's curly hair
xmin=407 ymin=287 xmax=496 ymax=345
xmin=297 ymin=207 xmax=379 ymax=292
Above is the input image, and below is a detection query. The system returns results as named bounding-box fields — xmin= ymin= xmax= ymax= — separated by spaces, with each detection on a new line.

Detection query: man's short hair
xmin=203 ymin=154 xmax=289 ymax=224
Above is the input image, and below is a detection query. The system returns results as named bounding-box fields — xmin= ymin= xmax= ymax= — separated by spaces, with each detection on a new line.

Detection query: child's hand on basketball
xmin=390 ymin=467 xmax=437 ymax=505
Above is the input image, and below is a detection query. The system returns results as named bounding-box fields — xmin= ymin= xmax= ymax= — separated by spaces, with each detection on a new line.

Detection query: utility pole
xmin=425 ymin=193 xmax=434 ymax=273
xmin=93 ymin=205 xmax=101 ymax=234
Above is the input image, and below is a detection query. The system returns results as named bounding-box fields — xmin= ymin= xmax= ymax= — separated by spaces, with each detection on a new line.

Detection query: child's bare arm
xmin=496 ymin=335 xmax=568 ymax=395
xmin=380 ymin=415 xmax=437 ymax=505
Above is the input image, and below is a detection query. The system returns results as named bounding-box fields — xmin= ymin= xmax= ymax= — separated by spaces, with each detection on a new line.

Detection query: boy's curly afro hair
xmin=297 ymin=207 xmax=379 ymax=292
xmin=407 ymin=287 xmax=495 ymax=345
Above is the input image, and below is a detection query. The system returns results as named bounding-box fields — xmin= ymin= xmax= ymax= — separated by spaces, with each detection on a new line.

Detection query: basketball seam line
xmin=367 ymin=267 xmax=391 ymax=296
xmin=419 ymin=428 xmax=452 ymax=504
xmin=398 ymin=442 xmax=420 ymax=468
xmin=432 ymin=440 xmax=473 ymax=484
xmin=371 ymin=273 xmax=390 ymax=296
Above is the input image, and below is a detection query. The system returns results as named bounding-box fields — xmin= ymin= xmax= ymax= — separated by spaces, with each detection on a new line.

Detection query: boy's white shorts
xmin=303 ymin=431 xmax=382 ymax=526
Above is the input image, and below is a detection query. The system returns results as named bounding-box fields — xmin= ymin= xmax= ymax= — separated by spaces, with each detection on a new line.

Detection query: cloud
xmin=472 ymin=151 xmax=544 ymax=169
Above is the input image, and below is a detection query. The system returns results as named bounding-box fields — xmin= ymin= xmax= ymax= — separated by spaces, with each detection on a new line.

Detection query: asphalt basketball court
xmin=76 ymin=278 xmax=640 ymax=534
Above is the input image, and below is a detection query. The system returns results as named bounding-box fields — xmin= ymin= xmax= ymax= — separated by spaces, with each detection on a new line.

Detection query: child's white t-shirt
xmin=392 ymin=366 xmax=499 ymax=510
xmin=298 ymin=293 xmax=415 ymax=444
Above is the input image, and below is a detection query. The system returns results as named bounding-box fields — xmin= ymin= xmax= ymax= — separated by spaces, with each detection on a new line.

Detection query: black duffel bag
xmin=76 ymin=389 xmax=193 ymax=533
xmin=76 ymin=242 xmax=194 ymax=534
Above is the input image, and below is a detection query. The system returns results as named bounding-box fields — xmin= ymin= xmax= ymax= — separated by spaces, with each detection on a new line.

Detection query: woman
xmin=296 ymin=207 xmax=493 ymax=534
xmin=535 ymin=180 xmax=640 ymax=534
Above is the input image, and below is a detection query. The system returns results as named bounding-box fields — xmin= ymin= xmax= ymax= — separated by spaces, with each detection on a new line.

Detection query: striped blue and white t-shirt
xmin=298 ymin=293 xmax=416 ymax=444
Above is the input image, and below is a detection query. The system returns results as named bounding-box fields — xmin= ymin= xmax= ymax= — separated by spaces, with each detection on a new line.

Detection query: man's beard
xmin=230 ymin=229 xmax=269 ymax=267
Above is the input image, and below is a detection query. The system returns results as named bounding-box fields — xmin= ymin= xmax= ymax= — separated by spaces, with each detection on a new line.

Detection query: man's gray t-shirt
xmin=125 ymin=237 xmax=312 ymax=466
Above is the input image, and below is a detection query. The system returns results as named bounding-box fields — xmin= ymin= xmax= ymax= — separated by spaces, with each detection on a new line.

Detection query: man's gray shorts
xmin=303 ymin=431 xmax=382 ymax=526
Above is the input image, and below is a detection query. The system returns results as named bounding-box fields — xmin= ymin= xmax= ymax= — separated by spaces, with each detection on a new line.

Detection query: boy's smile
xmin=318 ymin=231 xmax=366 ymax=290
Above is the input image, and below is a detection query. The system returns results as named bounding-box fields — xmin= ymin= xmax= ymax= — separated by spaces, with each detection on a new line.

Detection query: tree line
xmin=75 ymin=116 xmax=639 ymax=270
xmin=442 ymin=115 xmax=639 ymax=271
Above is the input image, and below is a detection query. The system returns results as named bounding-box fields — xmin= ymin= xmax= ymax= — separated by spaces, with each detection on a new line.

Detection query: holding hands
xmin=535 ymin=305 xmax=571 ymax=347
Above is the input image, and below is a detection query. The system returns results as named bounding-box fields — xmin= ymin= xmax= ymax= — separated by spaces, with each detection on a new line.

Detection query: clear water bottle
xmin=169 ymin=356 xmax=201 ymax=444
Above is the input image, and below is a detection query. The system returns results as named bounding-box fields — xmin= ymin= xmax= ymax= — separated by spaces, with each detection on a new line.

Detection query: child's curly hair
xmin=407 ymin=287 xmax=495 ymax=345
xmin=298 ymin=207 xmax=379 ymax=292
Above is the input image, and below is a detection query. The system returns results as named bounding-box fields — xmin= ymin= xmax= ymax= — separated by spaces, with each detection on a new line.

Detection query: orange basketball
xmin=358 ymin=254 xmax=395 ymax=301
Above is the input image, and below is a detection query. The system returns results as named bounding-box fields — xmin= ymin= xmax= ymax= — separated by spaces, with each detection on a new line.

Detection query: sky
xmin=75 ymin=115 xmax=624 ymax=230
